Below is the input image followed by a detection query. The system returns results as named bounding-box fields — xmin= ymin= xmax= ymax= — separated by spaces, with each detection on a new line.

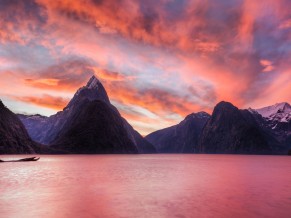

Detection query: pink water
xmin=1 ymin=154 xmax=291 ymax=218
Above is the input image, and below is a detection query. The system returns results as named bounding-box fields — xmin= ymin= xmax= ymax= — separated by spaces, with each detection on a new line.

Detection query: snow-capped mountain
xmin=254 ymin=102 xmax=291 ymax=124
xmin=248 ymin=102 xmax=291 ymax=150
xmin=249 ymin=102 xmax=290 ymax=134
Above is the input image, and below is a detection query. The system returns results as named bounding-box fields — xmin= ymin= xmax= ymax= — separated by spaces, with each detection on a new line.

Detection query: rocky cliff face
xmin=146 ymin=112 xmax=210 ymax=153
xmin=0 ymin=100 xmax=39 ymax=154
xmin=198 ymin=101 xmax=272 ymax=154
xmin=51 ymin=100 xmax=138 ymax=154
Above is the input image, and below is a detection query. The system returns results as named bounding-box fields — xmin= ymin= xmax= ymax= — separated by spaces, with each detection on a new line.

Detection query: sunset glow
xmin=0 ymin=0 xmax=290 ymax=135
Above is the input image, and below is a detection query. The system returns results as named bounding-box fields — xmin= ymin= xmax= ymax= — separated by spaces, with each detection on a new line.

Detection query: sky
xmin=0 ymin=0 xmax=290 ymax=135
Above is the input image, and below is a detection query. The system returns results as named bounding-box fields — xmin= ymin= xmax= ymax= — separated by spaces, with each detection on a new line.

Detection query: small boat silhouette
xmin=0 ymin=157 xmax=40 ymax=162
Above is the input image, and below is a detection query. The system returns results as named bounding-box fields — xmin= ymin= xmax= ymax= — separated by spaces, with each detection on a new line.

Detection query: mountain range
xmin=15 ymin=76 xmax=156 ymax=154
xmin=147 ymin=101 xmax=291 ymax=154
xmin=0 ymin=75 xmax=290 ymax=154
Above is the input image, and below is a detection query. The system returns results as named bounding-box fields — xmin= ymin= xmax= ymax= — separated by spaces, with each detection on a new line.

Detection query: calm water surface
xmin=1 ymin=154 xmax=291 ymax=218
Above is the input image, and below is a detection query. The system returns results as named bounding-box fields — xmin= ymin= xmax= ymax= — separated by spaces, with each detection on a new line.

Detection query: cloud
xmin=90 ymin=68 xmax=134 ymax=81
xmin=13 ymin=94 xmax=69 ymax=110
xmin=102 ymin=79 xmax=209 ymax=118
xmin=23 ymin=58 xmax=96 ymax=91
xmin=279 ymin=19 xmax=291 ymax=29
xmin=260 ymin=59 xmax=274 ymax=72
xmin=25 ymin=78 xmax=59 ymax=87
xmin=0 ymin=0 xmax=46 ymax=44
xmin=35 ymin=0 xmax=226 ymax=54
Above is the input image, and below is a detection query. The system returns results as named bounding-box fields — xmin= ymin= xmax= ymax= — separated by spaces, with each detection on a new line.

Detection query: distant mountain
xmin=198 ymin=101 xmax=272 ymax=154
xmin=146 ymin=112 xmax=210 ymax=153
xmin=255 ymin=102 xmax=291 ymax=121
xmin=249 ymin=102 xmax=291 ymax=150
xmin=0 ymin=100 xmax=39 ymax=154
xmin=17 ymin=114 xmax=48 ymax=143
xmin=19 ymin=76 xmax=156 ymax=154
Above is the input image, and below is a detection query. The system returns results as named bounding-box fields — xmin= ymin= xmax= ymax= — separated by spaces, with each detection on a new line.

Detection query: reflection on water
xmin=1 ymin=154 xmax=291 ymax=218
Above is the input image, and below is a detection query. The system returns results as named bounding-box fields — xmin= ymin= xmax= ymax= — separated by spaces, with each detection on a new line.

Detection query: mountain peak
xmin=185 ymin=111 xmax=210 ymax=120
xmin=64 ymin=75 xmax=110 ymax=110
xmin=276 ymin=102 xmax=290 ymax=109
xmin=86 ymin=75 xmax=100 ymax=89
xmin=255 ymin=102 xmax=291 ymax=118
xmin=215 ymin=101 xmax=238 ymax=111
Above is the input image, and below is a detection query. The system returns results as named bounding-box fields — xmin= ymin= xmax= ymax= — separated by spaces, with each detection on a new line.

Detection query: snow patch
xmin=255 ymin=102 xmax=291 ymax=118
xmin=250 ymin=102 xmax=291 ymax=123
xmin=86 ymin=75 xmax=100 ymax=89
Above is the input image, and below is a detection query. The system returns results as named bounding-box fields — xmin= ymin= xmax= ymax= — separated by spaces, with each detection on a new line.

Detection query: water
xmin=1 ymin=154 xmax=291 ymax=218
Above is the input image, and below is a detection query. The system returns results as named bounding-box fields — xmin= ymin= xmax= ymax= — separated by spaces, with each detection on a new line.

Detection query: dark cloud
xmin=91 ymin=0 xmax=105 ymax=5
xmin=0 ymin=0 xmax=47 ymax=43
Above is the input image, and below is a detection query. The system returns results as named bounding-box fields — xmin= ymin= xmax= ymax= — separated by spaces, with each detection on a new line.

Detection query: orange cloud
xmin=0 ymin=25 xmax=23 ymax=44
xmin=260 ymin=59 xmax=274 ymax=72
xmin=13 ymin=94 xmax=69 ymax=110
xmin=90 ymin=68 xmax=134 ymax=81
xmin=279 ymin=19 xmax=291 ymax=29
xmin=25 ymin=78 xmax=60 ymax=87
xmin=24 ymin=78 xmax=77 ymax=91
xmin=36 ymin=0 xmax=221 ymax=54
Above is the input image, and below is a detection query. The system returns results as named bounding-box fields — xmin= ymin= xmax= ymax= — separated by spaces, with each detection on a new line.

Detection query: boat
xmin=0 ymin=157 xmax=40 ymax=162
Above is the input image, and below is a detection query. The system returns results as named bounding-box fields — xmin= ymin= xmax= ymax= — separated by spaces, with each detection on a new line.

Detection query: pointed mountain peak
xmin=210 ymin=101 xmax=240 ymax=120
xmin=86 ymin=75 xmax=100 ymax=89
xmin=64 ymin=75 xmax=110 ymax=110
